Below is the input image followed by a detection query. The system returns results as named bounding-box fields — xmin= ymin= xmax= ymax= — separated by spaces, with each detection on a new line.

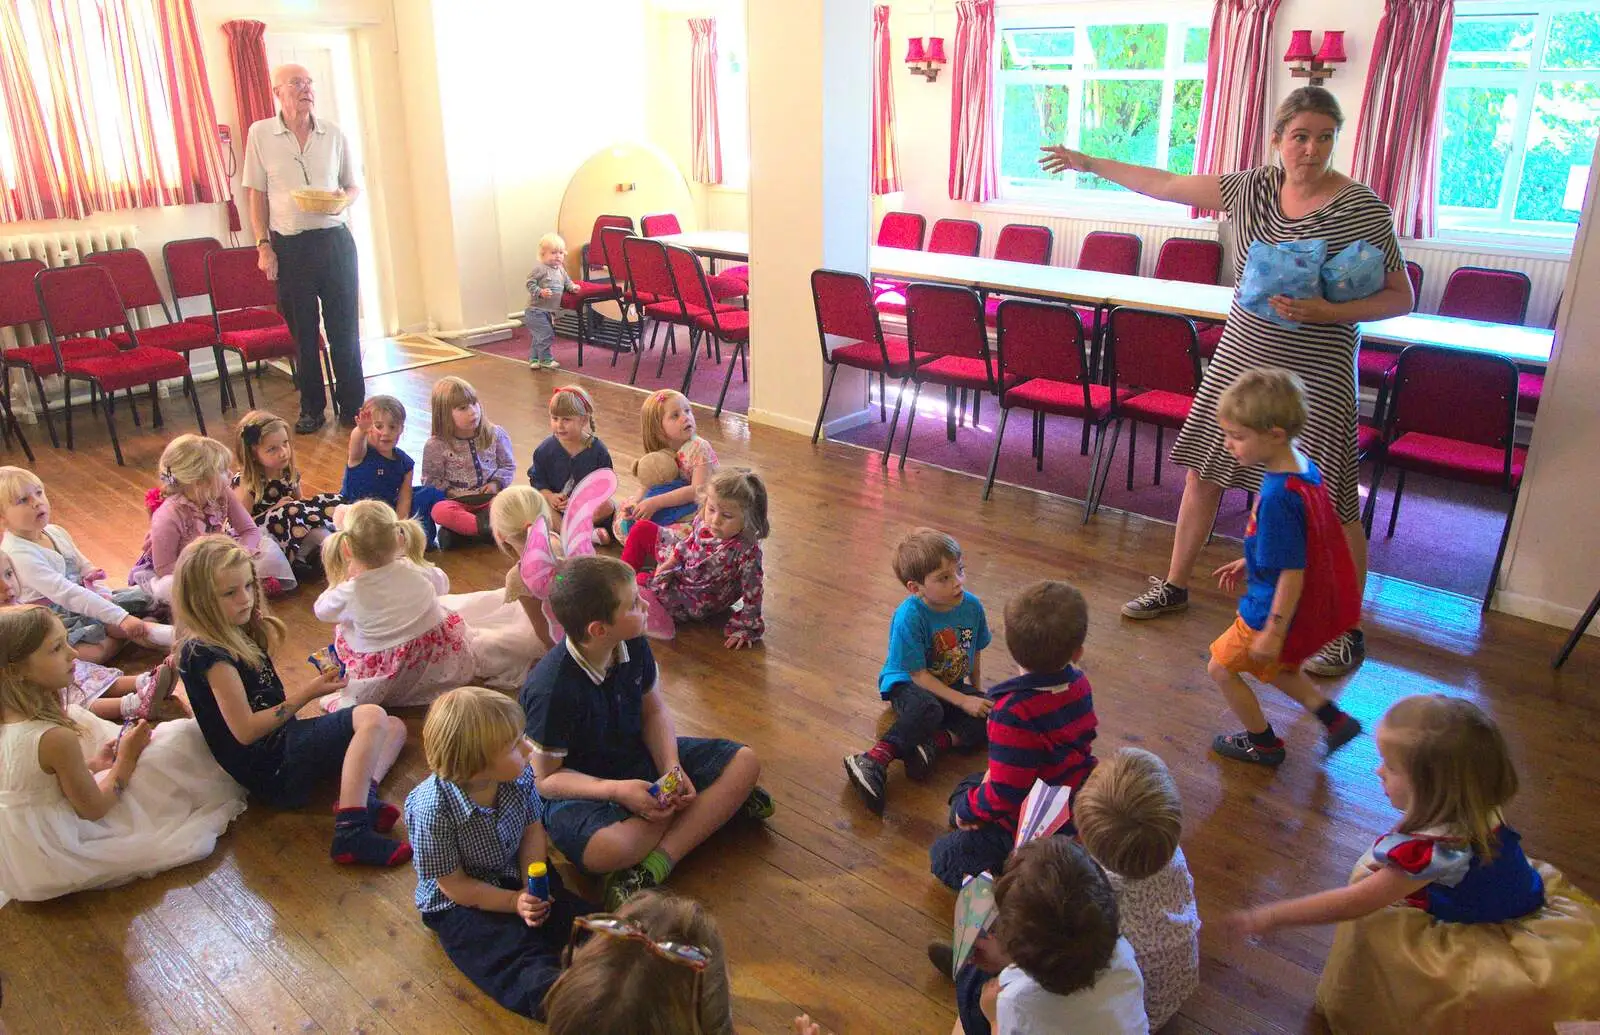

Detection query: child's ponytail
xmin=322 ymin=500 xmax=417 ymax=586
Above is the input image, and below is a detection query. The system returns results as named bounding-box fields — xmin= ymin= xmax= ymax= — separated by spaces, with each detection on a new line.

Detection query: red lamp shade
xmin=927 ymin=37 xmax=947 ymax=64
xmin=1316 ymin=30 xmax=1347 ymax=64
xmin=1284 ymin=29 xmax=1315 ymax=63
xmin=906 ymin=37 xmax=927 ymax=64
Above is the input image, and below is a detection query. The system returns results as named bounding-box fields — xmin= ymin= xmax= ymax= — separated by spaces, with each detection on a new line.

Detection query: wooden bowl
xmin=290 ymin=189 xmax=351 ymax=215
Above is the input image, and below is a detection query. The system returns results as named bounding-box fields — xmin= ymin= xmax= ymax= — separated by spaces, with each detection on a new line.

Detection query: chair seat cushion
xmin=1386 ymin=432 xmax=1525 ymax=488
xmin=874 ymin=290 xmax=908 ymax=316
xmin=1196 ymin=322 xmax=1226 ymax=358
xmin=1356 ymin=422 xmax=1384 ymax=457
xmin=1003 ymin=379 xmax=1121 ymax=420
xmin=186 ymin=308 xmax=284 ymax=332
xmin=64 ymin=346 xmax=188 ymax=390
xmin=2 ymin=337 xmax=119 ymax=375
xmin=561 ymin=281 xmax=619 ymax=307
xmin=112 ymin=321 xmax=214 ymax=352
xmin=219 ymin=324 xmax=297 ymax=361
xmin=720 ymin=264 xmax=749 ymax=282
xmin=1072 ymin=304 xmax=1102 ymax=330
xmin=917 ymin=356 xmax=1014 ymax=392
xmin=1517 ymin=371 xmax=1542 ymax=414
xmin=643 ymin=300 xmax=740 ymax=322
xmin=1118 ymin=389 xmax=1194 ymax=427
xmin=1357 ymin=348 xmax=1400 ymax=386
xmin=708 ymin=274 xmax=747 ymax=301
xmin=829 ymin=335 xmax=925 ymax=376
xmin=692 ymin=309 xmax=750 ymax=340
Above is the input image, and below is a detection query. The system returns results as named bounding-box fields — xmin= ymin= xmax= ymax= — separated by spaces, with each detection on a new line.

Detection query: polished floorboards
xmin=0 ymin=352 xmax=1594 ymax=1034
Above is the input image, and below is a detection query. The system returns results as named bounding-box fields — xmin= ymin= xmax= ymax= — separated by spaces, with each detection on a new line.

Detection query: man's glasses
xmin=292 ymin=154 xmax=310 ymax=186
xmin=284 ymin=77 xmax=313 ymax=90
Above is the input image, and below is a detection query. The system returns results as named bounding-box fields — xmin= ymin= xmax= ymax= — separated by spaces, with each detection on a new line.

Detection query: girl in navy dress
xmin=1225 ymin=694 xmax=1600 ymax=1033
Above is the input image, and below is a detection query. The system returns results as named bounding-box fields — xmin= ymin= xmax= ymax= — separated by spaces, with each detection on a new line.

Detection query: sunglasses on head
xmin=567 ymin=914 xmax=712 ymax=969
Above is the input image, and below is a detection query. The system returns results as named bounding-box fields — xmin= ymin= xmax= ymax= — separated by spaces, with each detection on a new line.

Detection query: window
xmin=1438 ymin=2 xmax=1600 ymax=240
xmin=995 ymin=8 xmax=1209 ymax=209
xmin=716 ymin=12 xmax=749 ymax=189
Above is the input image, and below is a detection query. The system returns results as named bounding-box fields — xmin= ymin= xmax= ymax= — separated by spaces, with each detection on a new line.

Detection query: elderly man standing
xmin=243 ymin=63 xmax=365 ymax=434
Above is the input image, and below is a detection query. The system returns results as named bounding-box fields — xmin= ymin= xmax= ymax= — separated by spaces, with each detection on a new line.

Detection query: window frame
xmin=1436 ymin=0 xmax=1600 ymax=244
xmin=714 ymin=10 xmax=749 ymax=191
xmin=992 ymin=3 xmax=1211 ymax=218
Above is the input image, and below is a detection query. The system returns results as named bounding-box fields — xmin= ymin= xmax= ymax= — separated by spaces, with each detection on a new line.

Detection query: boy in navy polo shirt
xmin=521 ymin=555 xmax=772 ymax=909
xmin=930 ymin=580 xmax=1099 ymax=890
xmin=845 ymin=527 xmax=993 ymax=815
xmin=1207 ymin=368 xmax=1362 ymax=768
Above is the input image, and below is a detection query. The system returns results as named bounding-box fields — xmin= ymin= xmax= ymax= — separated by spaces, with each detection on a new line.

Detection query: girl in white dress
xmin=0 ymin=605 xmax=245 ymax=907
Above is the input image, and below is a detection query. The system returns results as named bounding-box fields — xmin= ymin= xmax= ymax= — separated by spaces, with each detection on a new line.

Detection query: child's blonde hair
xmin=545 ymin=889 xmax=732 ymax=1035
xmin=641 ymin=389 xmax=691 ymax=454
xmin=539 ymin=232 xmax=567 ymax=257
xmin=0 ymin=466 xmax=45 ymax=522
xmin=705 ymin=468 xmax=768 ymax=540
xmin=322 ymin=500 xmax=428 ymax=585
xmin=549 ymin=385 xmax=597 ymax=440
xmin=430 ymin=375 xmax=498 ymax=452
xmin=0 ymin=605 xmax=77 ymax=731
xmin=422 ymin=687 xmax=527 ymax=785
xmin=488 ymin=486 xmax=553 ymax=556
xmin=158 ymin=435 xmax=233 ymax=498
xmin=1074 ymin=748 xmax=1183 ymax=880
xmin=365 ymin=394 xmax=407 ymax=427
xmin=1216 ymin=367 xmax=1308 ymax=438
xmin=171 ymin=535 xmax=284 ymax=670
xmin=1382 ymin=694 xmax=1518 ymax=860
xmin=232 ymin=410 xmax=296 ymax=502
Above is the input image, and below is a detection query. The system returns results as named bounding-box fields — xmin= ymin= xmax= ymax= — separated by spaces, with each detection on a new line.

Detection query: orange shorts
xmin=1210 ymin=615 xmax=1283 ymax=681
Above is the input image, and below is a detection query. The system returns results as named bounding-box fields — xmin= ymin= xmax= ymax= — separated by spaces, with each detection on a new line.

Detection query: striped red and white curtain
xmin=689 ymin=17 xmax=723 ymax=185
xmin=1190 ymin=0 xmax=1284 ymax=217
xmin=0 ymin=0 xmax=227 ymax=222
xmin=947 ymin=0 xmax=997 ymax=202
xmin=1351 ymin=0 xmax=1454 ymax=238
xmin=871 ymin=5 xmax=903 ymax=195
xmin=222 ymin=20 xmax=275 ymax=132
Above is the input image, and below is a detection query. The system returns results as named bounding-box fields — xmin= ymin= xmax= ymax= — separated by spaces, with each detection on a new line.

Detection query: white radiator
xmin=973 ymin=207 xmax=1222 ymax=277
xmin=1401 ymin=240 xmax=1568 ymax=328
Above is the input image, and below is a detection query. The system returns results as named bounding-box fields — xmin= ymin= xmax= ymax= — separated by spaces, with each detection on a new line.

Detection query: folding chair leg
xmin=898 ymin=381 xmax=924 ymax=470
xmin=1088 ymin=420 xmax=1123 ymax=521
xmin=103 ymin=384 xmax=124 ymax=466
xmin=87 ymin=384 xmax=98 ymax=417
xmin=1083 ymin=420 xmax=1113 ymax=524
xmin=576 ymin=306 xmax=587 ymax=367
xmin=655 ymin=326 xmax=676 ymax=381
xmin=1362 ymin=461 xmax=1386 ymax=537
xmin=1484 ymin=486 xmax=1520 ymax=612
xmin=1127 ymin=422 xmax=1137 ymax=490
xmin=242 ymin=358 xmax=259 ymax=409
xmin=1080 ymin=418 xmax=1090 ymax=457
xmin=629 ymin=324 xmax=653 ymax=385
xmin=883 ymin=378 xmax=911 ymax=466
xmin=983 ymin=408 xmax=1010 ymax=500
xmin=715 ymin=343 xmax=741 ymax=417
xmin=1035 ymin=414 xmax=1045 ymax=472
xmin=212 ymin=347 xmax=233 ymax=410
xmin=185 ymin=374 xmax=207 ymax=437
xmin=148 ymin=382 xmax=164 ymax=428
xmin=946 ymin=386 xmax=957 ymax=442
xmin=0 ymin=390 xmax=32 ymax=462
xmin=1154 ymin=426 xmax=1164 ymax=486
xmin=64 ymin=377 xmax=75 ymax=451
xmin=878 ymin=373 xmax=887 ymax=421
xmin=125 ymin=387 xmax=142 ymax=428
xmin=1385 ymin=470 xmax=1407 ymax=538
xmin=812 ymin=364 xmax=839 ymax=444
xmin=1553 ymin=585 xmax=1600 ymax=668
xmin=680 ymin=332 xmax=702 ymax=396
xmin=971 ymin=392 xmax=980 ymax=426
xmin=739 ymin=344 xmax=748 ymax=383
xmin=30 ymin=371 xmax=59 ymax=448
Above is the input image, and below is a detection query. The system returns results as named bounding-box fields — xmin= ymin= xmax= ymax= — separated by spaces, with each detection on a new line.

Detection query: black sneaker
xmin=1121 ymin=577 xmax=1189 ymax=620
xmin=436 ymin=527 xmax=460 ymax=551
xmin=602 ymin=862 xmax=660 ymax=911
xmin=903 ymin=740 xmax=938 ymax=781
xmin=1304 ymin=630 xmax=1366 ymax=677
xmin=1212 ymin=730 xmax=1286 ymax=767
xmin=294 ymin=412 xmax=326 ymax=435
xmin=739 ymin=786 xmax=775 ymax=821
xmin=1324 ymin=714 xmax=1363 ymax=755
xmin=927 ymin=942 xmax=954 ymax=979
xmin=844 ymin=753 xmax=888 ymax=814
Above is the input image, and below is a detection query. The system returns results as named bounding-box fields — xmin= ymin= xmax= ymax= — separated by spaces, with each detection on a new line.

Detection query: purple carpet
xmin=475 ymin=328 xmax=1503 ymax=599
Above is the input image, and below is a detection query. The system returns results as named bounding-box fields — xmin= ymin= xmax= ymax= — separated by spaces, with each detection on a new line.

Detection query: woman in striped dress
xmin=1040 ymin=87 xmax=1414 ymax=676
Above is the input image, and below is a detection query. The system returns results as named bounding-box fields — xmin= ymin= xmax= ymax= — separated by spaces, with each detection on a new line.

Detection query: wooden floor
xmin=1 ymin=352 xmax=1596 ymax=1035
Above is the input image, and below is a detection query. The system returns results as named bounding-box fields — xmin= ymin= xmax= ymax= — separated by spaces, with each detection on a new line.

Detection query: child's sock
xmin=930 ymin=730 xmax=958 ymax=752
xmin=1312 ymin=702 xmax=1346 ymax=728
xmin=864 ymin=740 xmax=898 ymax=766
xmin=1248 ymin=725 xmax=1281 ymax=748
xmin=639 ymin=848 xmax=674 ymax=884
xmin=331 ymin=807 xmax=412 ymax=866
xmin=331 ymin=783 xmax=401 ymax=832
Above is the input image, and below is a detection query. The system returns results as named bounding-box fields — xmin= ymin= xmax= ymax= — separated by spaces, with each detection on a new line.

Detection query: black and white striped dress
xmin=1169 ymin=166 xmax=1404 ymax=524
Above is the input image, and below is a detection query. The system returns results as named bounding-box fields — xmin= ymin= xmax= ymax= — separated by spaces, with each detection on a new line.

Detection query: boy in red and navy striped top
xmin=930 ymin=580 xmax=1099 ymax=891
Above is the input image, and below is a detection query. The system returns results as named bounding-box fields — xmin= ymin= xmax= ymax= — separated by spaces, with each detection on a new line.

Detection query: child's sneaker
xmin=543 ymin=358 xmax=562 ymax=369
xmin=903 ymin=740 xmax=938 ymax=781
xmin=1211 ymin=730 xmax=1286 ymax=767
xmin=127 ymin=657 xmax=178 ymax=722
xmin=738 ymin=786 xmax=775 ymax=821
xmin=1121 ymin=576 xmax=1188 ymax=619
xmin=844 ymin=753 xmax=888 ymax=814
xmin=1324 ymin=714 xmax=1363 ymax=755
xmin=602 ymin=862 xmax=660 ymax=910
xmin=926 ymin=942 xmax=954 ymax=979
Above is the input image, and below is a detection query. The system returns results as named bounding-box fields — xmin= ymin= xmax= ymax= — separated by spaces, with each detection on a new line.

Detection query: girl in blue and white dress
xmin=1225 ymin=694 xmax=1600 ymax=1034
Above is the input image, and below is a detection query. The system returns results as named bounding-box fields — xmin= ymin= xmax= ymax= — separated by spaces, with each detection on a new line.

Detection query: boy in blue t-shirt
xmin=845 ymin=528 xmax=992 ymax=814
xmin=1207 ymin=369 xmax=1361 ymax=768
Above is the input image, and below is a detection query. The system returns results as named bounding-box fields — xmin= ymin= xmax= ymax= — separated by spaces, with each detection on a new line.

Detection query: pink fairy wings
xmin=519 ymin=469 xmax=628 ymax=643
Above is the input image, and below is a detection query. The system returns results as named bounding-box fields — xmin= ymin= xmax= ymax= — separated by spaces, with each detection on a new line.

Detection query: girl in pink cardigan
xmin=131 ymin=435 xmax=296 ymax=602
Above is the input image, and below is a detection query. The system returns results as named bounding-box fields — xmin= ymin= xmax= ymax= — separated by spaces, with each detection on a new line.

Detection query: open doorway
xmin=265 ymin=31 xmax=385 ymax=343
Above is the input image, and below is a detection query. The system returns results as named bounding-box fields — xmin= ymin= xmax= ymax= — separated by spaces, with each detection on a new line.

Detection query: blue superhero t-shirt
xmin=1239 ymin=463 xmax=1318 ymax=630
xmin=878 ymin=592 xmax=991 ymax=698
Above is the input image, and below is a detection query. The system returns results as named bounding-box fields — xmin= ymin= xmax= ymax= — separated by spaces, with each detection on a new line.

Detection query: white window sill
xmin=1412 ymin=230 xmax=1575 ymax=260
xmin=980 ymin=195 xmax=1220 ymax=230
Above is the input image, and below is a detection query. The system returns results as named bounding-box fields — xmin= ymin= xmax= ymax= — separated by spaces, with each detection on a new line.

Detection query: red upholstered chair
xmin=877 ymin=211 xmax=927 ymax=250
xmin=163 ymin=236 xmax=281 ymax=332
xmin=1513 ymin=293 xmax=1561 ymax=417
xmin=893 ymin=282 xmax=1015 ymax=469
xmin=1361 ymin=345 xmax=1524 ymax=608
xmin=986 ymin=299 xmax=1121 ymax=520
xmin=810 ymin=268 xmax=926 ymax=448
xmin=1154 ymin=238 xmax=1225 ymax=356
xmin=665 ymin=244 xmax=751 ymax=415
xmin=599 ymin=225 xmax=644 ymax=364
xmin=928 ymin=218 xmax=982 ymax=257
xmin=561 ymin=217 xmax=634 ymax=366
xmin=84 ymin=249 xmax=217 ymax=358
xmin=984 ymin=223 xmax=1056 ymax=326
xmin=1 ymin=258 xmax=118 ymax=448
xmin=1405 ymin=260 xmax=1424 ymax=306
xmin=1356 ymin=260 xmax=1429 ymax=429
xmin=640 ymin=213 xmax=682 ymax=238
xmin=1100 ymin=306 xmax=1203 ymax=501
xmin=1438 ymin=265 xmax=1531 ymax=325
xmin=205 ymin=247 xmax=308 ymax=412
xmin=1073 ymin=231 xmax=1143 ymax=344
xmin=35 ymin=264 xmax=205 ymax=465
xmin=624 ymin=236 xmax=703 ymax=385
xmin=581 ymin=215 xmax=634 ymax=279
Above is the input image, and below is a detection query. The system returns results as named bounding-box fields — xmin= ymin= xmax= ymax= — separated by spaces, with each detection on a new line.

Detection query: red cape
xmin=1281 ymin=474 xmax=1361 ymax=666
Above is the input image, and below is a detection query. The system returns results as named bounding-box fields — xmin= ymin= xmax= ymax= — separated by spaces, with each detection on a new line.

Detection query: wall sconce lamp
xmin=905 ymin=37 xmax=947 ymax=81
xmin=1284 ymin=30 xmax=1346 ymax=86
